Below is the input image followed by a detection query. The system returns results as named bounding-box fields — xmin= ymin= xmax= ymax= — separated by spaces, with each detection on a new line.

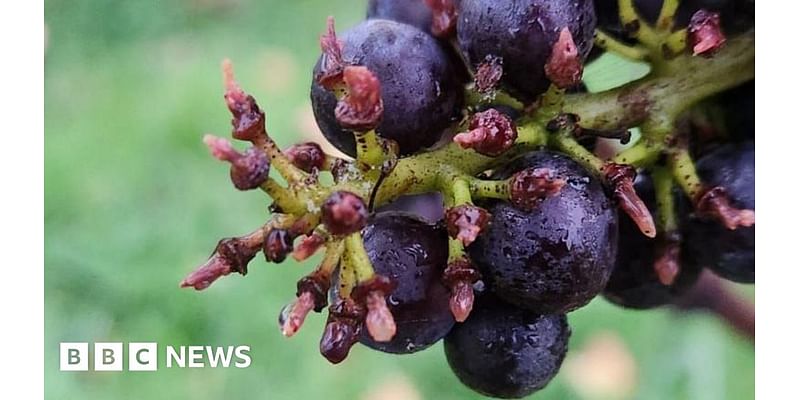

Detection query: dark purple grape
xmin=444 ymin=295 xmax=570 ymax=398
xmin=358 ymin=211 xmax=454 ymax=353
xmin=377 ymin=192 xmax=445 ymax=223
xmin=603 ymin=173 xmax=702 ymax=309
xmin=469 ymin=151 xmax=618 ymax=314
xmin=366 ymin=1 xmax=471 ymax=84
xmin=456 ymin=0 xmax=597 ymax=100
xmin=366 ymin=0 xmax=433 ymax=34
xmin=311 ymin=19 xmax=463 ymax=156
xmin=682 ymin=142 xmax=754 ymax=283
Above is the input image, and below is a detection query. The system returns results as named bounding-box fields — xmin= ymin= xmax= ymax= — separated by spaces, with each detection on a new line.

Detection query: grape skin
xmin=376 ymin=192 xmax=445 ymax=224
xmin=311 ymin=19 xmax=463 ymax=156
xmin=366 ymin=0 xmax=433 ymax=34
xmin=457 ymin=0 xmax=597 ymax=100
xmin=444 ymin=295 xmax=570 ymax=399
xmin=469 ymin=151 xmax=618 ymax=314
xmin=682 ymin=142 xmax=755 ymax=283
xmin=358 ymin=211 xmax=454 ymax=354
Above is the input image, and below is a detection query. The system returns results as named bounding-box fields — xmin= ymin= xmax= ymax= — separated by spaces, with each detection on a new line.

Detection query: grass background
xmin=44 ymin=1 xmax=754 ymax=399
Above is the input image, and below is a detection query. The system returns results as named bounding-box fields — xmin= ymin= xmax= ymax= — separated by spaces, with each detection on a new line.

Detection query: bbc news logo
xmin=59 ymin=342 xmax=251 ymax=371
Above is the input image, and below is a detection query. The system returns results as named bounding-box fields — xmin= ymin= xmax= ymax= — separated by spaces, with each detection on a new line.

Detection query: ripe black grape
xmin=365 ymin=1 xmax=471 ymax=83
xmin=444 ymin=295 xmax=570 ymax=399
xmin=682 ymin=142 xmax=754 ymax=283
xmin=376 ymin=192 xmax=445 ymax=223
xmin=457 ymin=0 xmax=597 ymax=100
xmin=311 ymin=19 xmax=463 ymax=156
xmin=603 ymin=173 xmax=702 ymax=309
xmin=358 ymin=211 xmax=454 ymax=353
xmin=469 ymin=151 xmax=618 ymax=314
xmin=366 ymin=0 xmax=433 ymax=34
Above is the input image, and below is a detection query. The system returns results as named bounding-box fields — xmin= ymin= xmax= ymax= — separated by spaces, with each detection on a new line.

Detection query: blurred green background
xmin=44 ymin=1 xmax=754 ymax=399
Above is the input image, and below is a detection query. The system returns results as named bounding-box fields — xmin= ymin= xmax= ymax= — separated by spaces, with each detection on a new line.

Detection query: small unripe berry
xmin=229 ymin=147 xmax=270 ymax=190
xmin=285 ymin=142 xmax=326 ymax=173
xmin=322 ymin=191 xmax=368 ymax=236
xmin=454 ymin=108 xmax=517 ymax=156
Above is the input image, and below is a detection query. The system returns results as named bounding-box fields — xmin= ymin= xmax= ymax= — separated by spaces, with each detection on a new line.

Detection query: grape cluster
xmin=183 ymin=0 xmax=754 ymax=398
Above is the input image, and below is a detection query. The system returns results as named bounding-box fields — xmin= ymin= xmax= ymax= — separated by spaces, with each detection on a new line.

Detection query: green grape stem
xmin=186 ymin=30 xmax=753 ymax=292
xmin=368 ymin=32 xmax=754 ymax=208
xmin=258 ymin=31 xmax=752 ymax=244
